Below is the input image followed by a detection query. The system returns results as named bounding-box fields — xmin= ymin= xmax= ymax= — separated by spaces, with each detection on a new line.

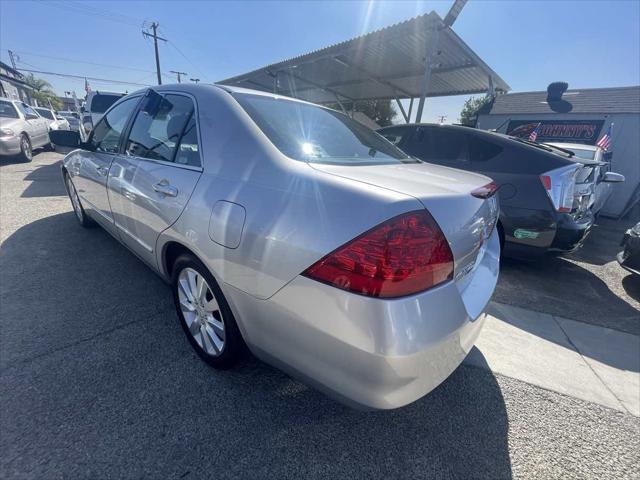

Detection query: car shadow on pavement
xmin=496 ymin=254 xmax=640 ymax=337
xmin=1 ymin=212 xmax=512 ymax=479
xmin=20 ymin=159 xmax=68 ymax=198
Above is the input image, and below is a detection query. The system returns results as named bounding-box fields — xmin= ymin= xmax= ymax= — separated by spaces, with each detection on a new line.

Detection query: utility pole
xmin=437 ymin=115 xmax=447 ymax=124
xmin=8 ymin=50 xmax=17 ymax=69
xmin=142 ymin=22 xmax=166 ymax=85
xmin=190 ymin=78 xmax=200 ymax=84
xmin=170 ymin=70 xmax=187 ymax=83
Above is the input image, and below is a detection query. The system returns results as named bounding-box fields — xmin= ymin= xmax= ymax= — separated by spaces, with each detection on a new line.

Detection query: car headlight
xmin=0 ymin=128 xmax=16 ymax=137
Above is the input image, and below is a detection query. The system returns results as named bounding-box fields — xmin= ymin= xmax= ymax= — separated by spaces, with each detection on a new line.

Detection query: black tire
xmin=19 ymin=134 xmax=32 ymax=162
xmin=64 ymin=172 xmax=94 ymax=228
xmin=171 ymin=254 xmax=245 ymax=369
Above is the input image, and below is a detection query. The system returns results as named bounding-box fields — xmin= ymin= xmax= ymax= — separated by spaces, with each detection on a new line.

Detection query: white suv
xmin=82 ymin=91 xmax=124 ymax=131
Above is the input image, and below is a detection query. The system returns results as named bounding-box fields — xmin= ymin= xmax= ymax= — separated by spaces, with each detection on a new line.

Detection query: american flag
xmin=529 ymin=122 xmax=542 ymax=142
xmin=596 ymin=123 xmax=613 ymax=151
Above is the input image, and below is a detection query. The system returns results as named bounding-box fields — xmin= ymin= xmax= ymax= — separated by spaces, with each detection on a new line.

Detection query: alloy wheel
xmin=21 ymin=136 xmax=32 ymax=161
xmin=177 ymin=267 xmax=226 ymax=356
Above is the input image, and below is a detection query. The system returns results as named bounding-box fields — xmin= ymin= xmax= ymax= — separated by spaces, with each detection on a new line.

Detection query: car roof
xmin=127 ymin=83 xmax=328 ymax=109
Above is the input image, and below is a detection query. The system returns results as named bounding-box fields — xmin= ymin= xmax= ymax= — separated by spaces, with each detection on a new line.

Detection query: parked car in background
xmin=51 ymin=84 xmax=500 ymax=410
xmin=82 ymin=90 xmax=124 ymax=132
xmin=618 ymin=222 xmax=640 ymax=276
xmin=57 ymin=111 xmax=81 ymax=132
xmin=377 ymin=123 xmax=612 ymax=257
xmin=34 ymin=107 xmax=69 ymax=131
xmin=545 ymin=142 xmax=624 ymax=216
xmin=0 ymin=97 xmax=51 ymax=161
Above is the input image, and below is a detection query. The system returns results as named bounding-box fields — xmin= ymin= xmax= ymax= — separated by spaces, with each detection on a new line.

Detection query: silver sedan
xmin=54 ymin=84 xmax=500 ymax=409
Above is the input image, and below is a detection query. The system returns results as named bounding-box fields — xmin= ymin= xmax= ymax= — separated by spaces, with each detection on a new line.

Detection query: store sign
xmin=506 ymin=120 xmax=604 ymax=144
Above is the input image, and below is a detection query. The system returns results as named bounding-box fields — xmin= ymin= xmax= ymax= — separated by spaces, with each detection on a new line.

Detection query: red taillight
xmin=471 ymin=181 xmax=499 ymax=199
xmin=302 ymin=210 xmax=454 ymax=298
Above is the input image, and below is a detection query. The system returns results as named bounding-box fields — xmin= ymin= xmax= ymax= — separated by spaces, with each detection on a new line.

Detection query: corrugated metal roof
xmin=488 ymin=86 xmax=640 ymax=114
xmin=218 ymin=11 xmax=509 ymax=103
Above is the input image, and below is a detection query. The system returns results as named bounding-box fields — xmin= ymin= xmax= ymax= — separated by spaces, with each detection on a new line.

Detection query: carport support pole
xmin=407 ymin=98 xmax=414 ymax=123
xmin=415 ymin=25 xmax=440 ymax=123
xmin=395 ymin=96 xmax=409 ymax=123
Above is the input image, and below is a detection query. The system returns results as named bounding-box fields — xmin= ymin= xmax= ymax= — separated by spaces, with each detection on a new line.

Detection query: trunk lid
xmin=310 ymin=161 xmax=500 ymax=288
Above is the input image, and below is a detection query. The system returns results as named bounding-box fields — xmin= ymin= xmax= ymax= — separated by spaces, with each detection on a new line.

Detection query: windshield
xmin=35 ymin=108 xmax=54 ymax=120
xmin=233 ymin=93 xmax=414 ymax=165
xmin=0 ymin=100 xmax=19 ymax=119
xmin=564 ymin=147 xmax=596 ymax=160
xmin=90 ymin=94 xmax=123 ymax=113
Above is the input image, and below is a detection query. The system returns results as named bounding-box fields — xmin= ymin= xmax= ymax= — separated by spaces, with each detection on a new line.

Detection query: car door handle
xmin=96 ymin=166 xmax=109 ymax=176
xmin=152 ymin=180 xmax=178 ymax=197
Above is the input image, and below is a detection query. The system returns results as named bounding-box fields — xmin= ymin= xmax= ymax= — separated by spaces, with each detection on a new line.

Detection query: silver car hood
xmin=310 ymin=161 xmax=500 ymax=296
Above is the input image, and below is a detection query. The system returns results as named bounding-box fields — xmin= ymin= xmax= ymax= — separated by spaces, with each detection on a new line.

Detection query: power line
xmin=38 ymin=0 xmax=144 ymax=28
xmin=15 ymin=68 xmax=152 ymax=88
xmin=3 ymin=49 xmax=163 ymax=75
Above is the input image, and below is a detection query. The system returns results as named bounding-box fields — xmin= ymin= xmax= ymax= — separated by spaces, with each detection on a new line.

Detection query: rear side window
xmin=89 ymin=97 xmax=139 ymax=153
xmin=469 ymin=137 xmax=503 ymax=162
xmin=125 ymin=94 xmax=200 ymax=166
xmin=404 ymin=127 xmax=469 ymax=168
xmin=35 ymin=108 xmax=54 ymax=120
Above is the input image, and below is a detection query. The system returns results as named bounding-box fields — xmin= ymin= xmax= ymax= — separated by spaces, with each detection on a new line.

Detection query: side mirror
xmin=603 ymin=171 xmax=625 ymax=183
xmin=25 ymin=113 xmax=39 ymax=120
xmin=50 ymin=130 xmax=82 ymax=148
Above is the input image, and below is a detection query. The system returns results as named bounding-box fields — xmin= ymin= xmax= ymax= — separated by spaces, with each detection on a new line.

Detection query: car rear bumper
xmin=500 ymin=206 xmax=594 ymax=256
xmin=549 ymin=211 xmax=594 ymax=252
xmin=0 ymin=136 xmax=21 ymax=156
xmin=223 ymin=228 xmax=499 ymax=410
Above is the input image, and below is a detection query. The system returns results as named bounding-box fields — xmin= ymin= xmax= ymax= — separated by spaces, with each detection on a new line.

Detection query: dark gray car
xmin=378 ymin=123 xmax=621 ymax=257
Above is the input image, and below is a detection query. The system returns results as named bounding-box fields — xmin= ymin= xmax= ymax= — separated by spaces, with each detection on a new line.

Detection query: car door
xmin=13 ymin=102 xmax=40 ymax=145
xmin=72 ymin=96 xmax=140 ymax=228
xmin=108 ymin=92 xmax=202 ymax=267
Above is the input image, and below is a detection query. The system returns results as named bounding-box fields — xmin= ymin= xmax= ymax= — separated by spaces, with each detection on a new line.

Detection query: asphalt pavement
xmin=1 ymin=151 xmax=639 ymax=479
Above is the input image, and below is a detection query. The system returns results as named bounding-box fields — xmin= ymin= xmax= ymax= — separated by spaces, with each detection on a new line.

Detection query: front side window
xmin=234 ymin=93 xmax=413 ymax=165
xmin=89 ymin=97 xmax=139 ymax=153
xmin=0 ymin=100 xmax=18 ymax=118
xmin=35 ymin=108 xmax=54 ymax=120
xmin=125 ymin=94 xmax=199 ymax=165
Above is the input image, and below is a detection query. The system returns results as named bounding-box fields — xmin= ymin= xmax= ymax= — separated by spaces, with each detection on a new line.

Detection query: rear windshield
xmin=233 ymin=93 xmax=414 ymax=165
xmin=35 ymin=108 xmax=54 ymax=120
xmin=0 ymin=100 xmax=19 ymax=118
xmin=89 ymin=94 xmax=123 ymax=113
xmin=565 ymin=148 xmax=596 ymax=160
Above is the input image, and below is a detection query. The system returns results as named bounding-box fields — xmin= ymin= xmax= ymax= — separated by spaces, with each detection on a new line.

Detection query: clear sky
xmin=1 ymin=0 xmax=639 ymax=124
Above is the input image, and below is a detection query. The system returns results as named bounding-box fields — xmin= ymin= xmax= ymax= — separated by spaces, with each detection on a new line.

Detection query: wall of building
xmin=477 ymin=112 xmax=639 ymax=218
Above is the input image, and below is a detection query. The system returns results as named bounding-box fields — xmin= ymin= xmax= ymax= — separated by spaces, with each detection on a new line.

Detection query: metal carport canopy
xmin=219 ymin=11 xmax=509 ymax=113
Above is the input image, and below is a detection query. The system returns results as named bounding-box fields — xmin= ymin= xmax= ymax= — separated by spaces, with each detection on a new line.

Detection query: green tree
xmin=23 ymin=73 xmax=62 ymax=110
xmin=328 ymin=99 xmax=397 ymax=127
xmin=459 ymin=96 xmax=492 ymax=127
